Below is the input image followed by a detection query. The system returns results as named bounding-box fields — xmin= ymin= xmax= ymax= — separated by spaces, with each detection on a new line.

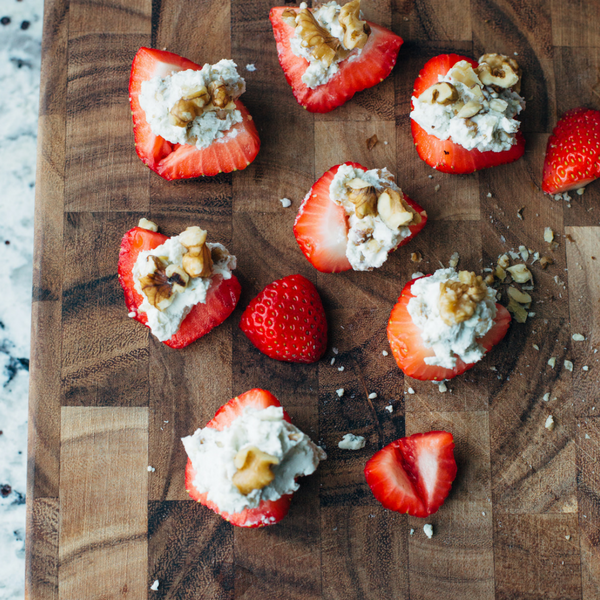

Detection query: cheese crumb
xmin=368 ymin=392 xmax=377 ymax=399
xmin=128 ymin=311 xmax=136 ymax=318
xmin=147 ymin=466 xmax=156 ymax=472
xmin=338 ymin=433 xmax=366 ymax=450
xmin=544 ymin=227 xmax=554 ymax=243
xmin=150 ymin=580 xmax=159 ymax=591
xmin=572 ymin=333 xmax=585 ymax=341
xmin=336 ymin=388 xmax=345 ymax=397
xmin=338 ymin=366 xmax=344 ymax=372
xmin=448 ymin=252 xmax=460 ymax=268
xmin=333 ymin=347 xmax=339 ymax=354
xmin=279 ymin=198 xmax=292 ymax=208
xmin=331 ymin=357 xmax=335 ymax=365
xmin=548 ymin=357 xmax=556 ymax=368
xmin=423 ymin=524 xmax=433 ymax=539
xmin=543 ymin=393 xmax=550 ymax=402
xmin=564 ymin=360 xmax=574 ymax=372
xmin=410 ymin=528 xmax=415 ymax=535
xmin=565 ymin=534 xmax=571 ymax=541
xmin=533 ymin=344 xmax=540 ymax=351
xmin=438 ymin=381 xmax=448 ymax=393
xmin=576 ymin=188 xmax=585 ymax=195
xmin=407 ymin=387 xmax=415 ymax=394
xmin=385 ymin=405 xmax=394 ymax=413
xmin=583 ymin=365 xmax=589 ymax=371
xmin=382 ymin=350 xmax=389 ymax=356
xmin=519 ymin=245 xmax=529 ymax=262
xmin=245 ymin=63 xmax=256 ymax=72
xmin=545 ymin=415 xmax=555 ymax=430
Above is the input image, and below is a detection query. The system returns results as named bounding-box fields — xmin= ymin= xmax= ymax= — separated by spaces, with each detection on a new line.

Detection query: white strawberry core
xmin=407 ymin=268 xmax=497 ymax=370
xmin=181 ymin=406 xmax=326 ymax=516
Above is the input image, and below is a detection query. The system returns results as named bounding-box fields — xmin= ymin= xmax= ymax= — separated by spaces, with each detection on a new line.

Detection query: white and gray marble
xmin=0 ymin=0 xmax=43 ymax=596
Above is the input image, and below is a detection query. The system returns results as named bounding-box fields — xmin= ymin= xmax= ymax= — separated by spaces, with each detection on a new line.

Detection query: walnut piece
xmin=179 ymin=226 xmax=213 ymax=278
xmin=169 ymin=86 xmax=211 ymax=127
xmin=506 ymin=263 xmax=532 ymax=283
xmin=232 ymin=446 xmax=280 ymax=496
xmin=418 ymin=82 xmax=458 ymax=105
xmin=377 ymin=188 xmax=414 ymax=230
xmin=338 ymin=0 xmax=370 ymax=50
xmin=456 ymin=100 xmax=483 ymax=119
xmin=449 ymin=61 xmax=480 ymax=88
xmin=281 ymin=7 xmax=298 ymax=27
xmin=297 ymin=7 xmax=341 ymax=67
xmin=439 ymin=271 xmax=488 ymax=326
xmin=139 ymin=256 xmax=179 ymax=311
xmin=209 ymin=79 xmax=231 ymax=109
xmin=138 ymin=218 xmax=158 ymax=232
xmin=476 ymin=53 xmax=521 ymax=90
xmin=346 ymin=178 xmax=377 ymax=219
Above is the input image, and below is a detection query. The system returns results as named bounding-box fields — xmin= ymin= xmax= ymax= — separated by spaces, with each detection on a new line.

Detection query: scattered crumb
xmin=517 ymin=207 xmax=524 ymax=220
xmin=384 ymin=140 xmax=389 ymax=145
xmin=366 ymin=134 xmax=378 ymax=150
xmin=545 ymin=415 xmax=555 ymax=430
xmin=585 ymin=434 xmax=591 ymax=439
xmin=543 ymin=393 xmax=550 ymax=402
xmin=385 ymin=405 xmax=394 ymax=413
xmin=519 ymin=245 xmax=529 ymax=262
xmin=572 ymin=333 xmax=585 ymax=341
xmin=487 ymin=192 xmax=492 ymax=198
xmin=423 ymin=524 xmax=433 ymax=539
xmin=333 ymin=347 xmax=339 ymax=354
xmin=150 ymin=580 xmax=159 ymax=591
xmin=576 ymin=188 xmax=585 ymax=196
xmin=338 ymin=433 xmax=366 ymax=450
xmin=331 ymin=357 xmax=335 ymax=365
xmin=382 ymin=350 xmax=389 ymax=356
xmin=514 ymin=51 xmax=519 ymax=56
xmin=279 ymin=197 xmax=292 ymax=208
xmin=482 ymin=512 xmax=486 ymax=516
xmin=407 ymin=387 xmax=415 ymax=394
xmin=583 ymin=365 xmax=589 ymax=371
xmin=434 ymin=184 xmax=441 ymax=192
xmin=368 ymin=392 xmax=378 ymax=399
xmin=412 ymin=272 xmax=425 ymax=279
xmin=128 ymin=311 xmax=136 ymax=318
xmin=533 ymin=344 xmax=540 ymax=351
xmin=544 ymin=227 xmax=554 ymax=243
xmin=449 ymin=251 xmax=460 ymax=268
xmin=338 ymin=366 xmax=344 ymax=372
xmin=336 ymin=388 xmax=345 ymax=397
xmin=564 ymin=360 xmax=574 ymax=372
xmin=548 ymin=357 xmax=556 ymax=369
xmin=411 ymin=251 xmax=422 ymax=263
xmin=410 ymin=528 xmax=415 ymax=535
xmin=438 ymin=381 xmax=448 ymax=393
xmin=566 ymin=535 xmax=571 ymax=541
xmin=245 ymin=63 xmax=256 ymax=72
xmin=147 ymin=466 xmax=155 ymax=472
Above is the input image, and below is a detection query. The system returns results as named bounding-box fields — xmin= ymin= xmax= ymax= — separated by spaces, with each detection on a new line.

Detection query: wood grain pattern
xmin=27 ymin=0 xmax=600 ymax=597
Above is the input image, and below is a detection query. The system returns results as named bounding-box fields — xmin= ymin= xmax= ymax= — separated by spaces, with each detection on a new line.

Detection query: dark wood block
xmin=69 ymin=0 xmax=151 ymax=36
xmin=551 ymin=0 xmax=600 ymax=48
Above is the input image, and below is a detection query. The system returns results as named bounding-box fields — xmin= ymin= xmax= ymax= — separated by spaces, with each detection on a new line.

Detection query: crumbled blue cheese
xmin=338 ymin=433 xmax=366 ymax=450
xmin=423 ymin=524 xmax=433 ymax=538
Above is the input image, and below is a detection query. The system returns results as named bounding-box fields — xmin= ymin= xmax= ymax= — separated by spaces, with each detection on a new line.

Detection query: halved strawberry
xmin=364 ymin=431 xmax=457 ymax=518
xmin=411 ymin=54 xmax=525 ymax=174
xmin=293 ymin=162 xmax=427 ymax=273
xmin=185 ymin=388 xmax=294 ymax=527
xmin=118 ymin=226 xmax=241 ymax=349
xmin=387 ymin=275 xmax=511 ymax=381
xmin=129 ymin=47 xmax=260 ymax=180
xmin=239 ymin=274 xmax=327 ymax=363
xmin=269 ymin=7 xmax=402 ymax=113
xmin=542 ymin=107 xmax=600 ymax=194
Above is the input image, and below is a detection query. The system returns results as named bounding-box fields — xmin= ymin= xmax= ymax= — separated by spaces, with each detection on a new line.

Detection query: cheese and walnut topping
xmin=408 ymin=268 xmax=497 ymax=369
xmin=410 ymin=54 xmax=525 ymax=153
xmin=139 ymin=59 xmax=246 ymax=149
xmin=330 ymin=164 xmax=423 ymax=271
xmin=285 ymin=0 xmax=370 ymax=89
xmin=132 ymin=222 xmax=236 ymax=341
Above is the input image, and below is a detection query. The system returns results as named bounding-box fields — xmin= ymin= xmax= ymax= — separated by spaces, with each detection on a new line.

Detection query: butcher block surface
xmin=26 ymin=0 xmax=600 ymax=597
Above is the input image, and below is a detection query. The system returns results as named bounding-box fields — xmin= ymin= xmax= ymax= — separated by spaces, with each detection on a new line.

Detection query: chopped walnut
xmin=346 ymin=178 xmax=377 ymax=219
xmin=139 ymin=256 xmax=178 ymax=311
xmin=377 ymin=187 xmax=415 ymax=230
xmin=439 ymin=271 xmax=488 ymax=326
xmin=506 ymin=263 xmax=532 ymax=283
xmin=507 ymin=286 xmax=531 ymax=304
xmin=366 ymin=134 xmax=378 ymax=150
xmin=138 ymin=218 xmax=158 ymax=232
xmin=296 ymin=7 xmax=341 ymax=67
xmin=169 ymin=86 xmax=211 ymax=127
xmin=456 ymin=100 xmax=483 ymax=119
xmin=418 ymin=82 xmax=458 ymax=105
xmin=338 ymin=0 xmax=370 ymax=50
xmin=476 ymin=53 xmax=521 ymax=91
xmin=208 ymin=79 xmax=231 ymax=109
xmin=231 ymin=446 xmax=279 ymax=495
xmin=411 ymin=251 xmax=422 ymax=263
xmin=507 ymin=298 xmax=528 ymax=323
xmin=540 ymin=256 xmax=554 ymax=269
xmin=179 ymin=226 xmax=213 ymax=278
xmin=450 ymin=61 xmax=480 ymax=88
xmin=281 ymin=7 xmax=298 ymax=27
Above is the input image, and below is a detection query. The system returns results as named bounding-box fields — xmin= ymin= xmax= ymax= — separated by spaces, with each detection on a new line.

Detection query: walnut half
xmin=296 ymin=7 xmax=341 ymax=67
xmin=232 ymin=446 xmax=280 ymax=496
xmin=139 ymin=255 xmax=190 ymax=311
xmin=439 ymin=271 xmax=488 ymax=326
xmin=338 ymin=0 xmax=370 ymax=51
xmin=346 ymin=178 xmax=377 ymax=219
xmin=179 ymin=226 xmax=213 ymax=279
xmin=377 ymin=188 xmax=415 ymax=230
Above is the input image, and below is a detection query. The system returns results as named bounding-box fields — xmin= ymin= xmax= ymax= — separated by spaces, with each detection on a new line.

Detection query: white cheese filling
xmin=182 ymin=406 xmax=327 ymax=516
xmin=132 ymin=235 xmax=236 ymax=342
xmin=139 ymin=59 xmax=245 ymax=150
xmin=289 ymin=1 xmax=362 ymax=89
xmin=407 ymin=268 xmax=497 ymax=369
xmin=410 ymin=60 xmax=525 ymax=153
xmin=329 ymin=164 xmax=413 ymax=271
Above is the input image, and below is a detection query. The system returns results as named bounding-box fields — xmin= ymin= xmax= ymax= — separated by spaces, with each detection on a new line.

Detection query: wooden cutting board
xmin=25 ymin=0 xmax=600 ymax=597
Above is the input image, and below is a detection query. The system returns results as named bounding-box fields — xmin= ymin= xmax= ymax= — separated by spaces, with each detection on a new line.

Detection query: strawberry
xmin=411 ymin=54 xmax=525 ymax=174
xmin=293 ymin=162 xmax=428 ymax=273
xmin=118 ymin=225 xmax=241 ymax=349
xmin=542 ymin=107 xmax=600 ymax=194
xmin=387 ymin=276 xmax=511 ymax=381
xmin=129 ymin=47 xmax=260 ymax=180
xmin=185 ymin=388 xmax=294 ymax=527
xmin=269 ymin=7 xmax=403 ymax=113
xmin=239 ymin=274 xmax=327 ymax=363
xmin=364 ymin=431 xmax=457 ymax=518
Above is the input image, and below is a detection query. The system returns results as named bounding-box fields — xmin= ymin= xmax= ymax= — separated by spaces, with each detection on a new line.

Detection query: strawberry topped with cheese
xmin=294 ymin=162 xmax=427 ymax=272
xmin=270 ymin=1 xmax=403 ymax=113
xmin=129 ymin=48 xmax=260 ymax=180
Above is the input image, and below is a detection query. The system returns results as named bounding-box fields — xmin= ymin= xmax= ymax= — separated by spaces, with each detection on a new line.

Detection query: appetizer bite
xmin=240 ymin=274 xmax=327 ymax=363
xmin=387 ymin=269 xmax=511 ymax=381
xmin=365 ymin=431 xmax=457 ymax=518
xmin=410 ymin=53 xmax=525 ymax=174
xmin=183 ymin=388 xmax=326 ymax=527
xmin=129 ymin=48 xmax=260 ymax=180
xmin=118 ymin=219 xmax=241 ymax=349
xmin=542 ymin=107 xmax=600 ymax=195
xmin=270 ymin=1 xmax=403 ymax=112
xmin=294 ymin=162 xmax=427 ymax=272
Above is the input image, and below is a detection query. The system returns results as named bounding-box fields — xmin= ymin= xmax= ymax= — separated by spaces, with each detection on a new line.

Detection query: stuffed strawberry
xmin=410 ymin=53 xmax=526 ymax=174
xmin=542 ymin=107 xmax=600 ymax=194
xmin=387 ymin=269 xmax=511 ymax=381
xmin=129 ymin=47 xmax=260 ymax=180
xmin=294 ymin=162 xmax=427 ymax=273
xmin=364 ymin=431 xmax=457 ymax=518
xmin=183 ymin=388 xmax=326 ymax=527
xmin=239 ymin=274 xmax=327 ymax=363
xmin=269 ymin=1 xmax=403 ymax=113
xmin=118 ymin=219 xmax=241 ymax=349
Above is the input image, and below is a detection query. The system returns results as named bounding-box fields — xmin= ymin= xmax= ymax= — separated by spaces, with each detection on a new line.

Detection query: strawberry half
xmin=239 ymin=274 xmax=327 ymax=363
xmin=118 ymin=226 xmax=241 ymax=349
xmin=129 ymin=47 xmax=260 ymax=180
xmin=293 ymin=162 xmax=428 ymax=273
xmin=269 ymin=7 xmax=403 ymax=113
xmin=387 ymin=276 xmax=511 ymax=381
xmin=364 ymin=431 xmax=457 ymax=518
xmin=185 ymin=388 xmax=294 ymax=527
xmin=411 ymin=54 xmax=525 ymax=174
xmin=542 ymin=107 xmax=600 ymax=194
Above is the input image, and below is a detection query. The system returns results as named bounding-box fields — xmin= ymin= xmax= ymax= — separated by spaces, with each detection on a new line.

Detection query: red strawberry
xmin=239 ymin=274 xmax=327 ymax=363
xmin=293 ymin=162 xmax=428 ymax=273
xmin=185 ymin=388 xmax=294 ymax=527
xmin=542 ymin=107 xmax=600 ymax=194
xmin=118 ymin=225 xmax=241 ymax=349
xmin=411 ymin=54 xmax=525 ymax=174
xmin=364 ymin=431 xmax=457 ymax=518
xmin=269 ymin=7 xmax=402 ymax=113
xmin=129 ymin=47 xmax=260 ymax=180
xmin=387 ymin=275 xmax=511 ymax=381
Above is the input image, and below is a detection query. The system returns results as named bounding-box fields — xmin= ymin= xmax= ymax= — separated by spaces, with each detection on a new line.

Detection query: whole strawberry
xmin=240 ymin=274 xmax=327 ymax=363
xmin=542 ymin=107 xmax=600 ymax=194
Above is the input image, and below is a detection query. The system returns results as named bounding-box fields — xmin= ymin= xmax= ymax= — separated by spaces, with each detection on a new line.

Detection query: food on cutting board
xmin=364 ymin=431 xmax=457 ymax=518
xmin=542 ymin=107 xmax=600 ymax=195
xmin=410 ymin=53 xmax=526 ymax=174
xmin=269 ymin=0 xmax=403 ymax=112
xmin=294 ymin=162 xmax=427 ymax=273
xmin=183 ymin=388 xmax=326 ymax=527
xmin=129 ymin=48 xmax=260 ymax=180
xmin=240 ymin=274 xmax=327 ymax=363
xmin=387 ymin=269 xmax=511 ymax=381
xmin=118 ymin=219 xmax=241 ymax=349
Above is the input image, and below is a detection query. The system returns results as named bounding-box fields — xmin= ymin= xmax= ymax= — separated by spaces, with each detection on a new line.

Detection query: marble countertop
xmin=0 ymin=0 xmax=43 ymax=596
